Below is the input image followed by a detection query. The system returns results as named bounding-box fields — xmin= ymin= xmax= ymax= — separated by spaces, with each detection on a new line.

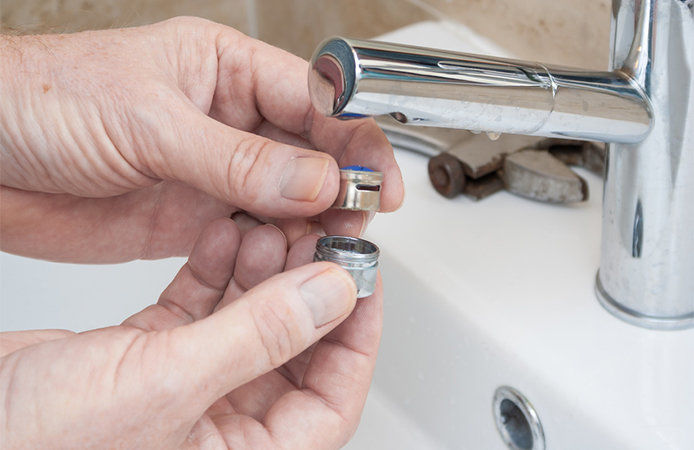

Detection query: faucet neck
xmin=596 ymin=0 xmax=694 ymax=329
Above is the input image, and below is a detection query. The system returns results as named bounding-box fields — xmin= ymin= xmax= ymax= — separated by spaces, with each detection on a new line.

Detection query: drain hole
xmin=493 ymin=386 xmax=544 ymax=450
xmin=499 ymin=399 xmax=533 ymax=449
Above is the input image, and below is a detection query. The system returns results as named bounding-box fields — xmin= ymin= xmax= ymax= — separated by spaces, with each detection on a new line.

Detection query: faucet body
xmin=599 ymin=0 xmax=693 ymax=329
xmin=309 ymin=0 xmax=694 ymax=329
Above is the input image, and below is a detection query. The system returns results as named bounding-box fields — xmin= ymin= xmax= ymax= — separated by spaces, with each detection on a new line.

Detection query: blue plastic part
xmin=341 ymin=165 xmax=374 ymax=172
xmin=338 ymin=113 xmax=368 ymax=119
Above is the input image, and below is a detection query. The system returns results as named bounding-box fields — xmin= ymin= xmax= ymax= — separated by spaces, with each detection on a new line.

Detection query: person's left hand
xmin=0 ymin=17 xmax=403 ymax=263
xmin=0 ymin=218 xmax=382 ymax=448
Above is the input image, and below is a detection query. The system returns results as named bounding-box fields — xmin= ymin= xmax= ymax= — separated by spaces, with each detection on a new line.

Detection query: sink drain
xmin=493 ymin=386 xmax=545 ymax=450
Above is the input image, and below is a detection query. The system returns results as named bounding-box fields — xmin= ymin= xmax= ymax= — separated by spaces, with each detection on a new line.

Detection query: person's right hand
xmin=0 ymin=218 xmax=382 ymax=448
xmin=0 ymin=17 xmax=403 ymax=263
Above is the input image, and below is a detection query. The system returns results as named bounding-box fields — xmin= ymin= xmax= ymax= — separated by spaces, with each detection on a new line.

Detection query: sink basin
xmin=350 ymin=147 xmax=694 ymax=450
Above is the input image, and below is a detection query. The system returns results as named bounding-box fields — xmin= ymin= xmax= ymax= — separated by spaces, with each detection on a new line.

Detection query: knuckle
xmin=226 ymin=137 xmax=271 ymax=204
xmin=250 ymin=301 xmax=296 ymax=367
xmin=157 ymin=17 xmax=224 ymax=45
xmin=163 ymin=15 xmax=211 ymax=29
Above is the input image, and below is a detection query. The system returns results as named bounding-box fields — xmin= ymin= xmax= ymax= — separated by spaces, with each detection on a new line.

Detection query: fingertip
xmin=380 ymin=164 xmax=405 ymax=212
xmin=279 ymin=152 xmax=339 ymax=213
xmin=285 ymin=233 xmax=321 ymax=270
xmin=299 ymin=262 xmax=358 ymax=328
xmin=231 ymin=211 xmax=264 ymax=238
xmin=233 ymin=223 xmax=288 ymax=290
xmin=188 ymin=218 xmax=241 ymax=289
xmin=194 ymin=218 xmax=242 ymax=255
xmin=264 ymin=223 xmax=288 ymax=248
xmin=310 ymin=154 xmax=341 ymax=214
xmin=280 ymin=155 xmax=329 ymax=201
xmin=259 ymin=146 xmax=340 ymax=218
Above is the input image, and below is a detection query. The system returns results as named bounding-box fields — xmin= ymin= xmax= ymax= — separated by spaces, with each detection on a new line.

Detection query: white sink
xmin=351 ymin=147 xmax=694 ymax=450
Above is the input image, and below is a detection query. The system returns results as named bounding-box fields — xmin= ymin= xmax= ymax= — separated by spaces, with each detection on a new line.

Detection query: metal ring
xmin=493 ymin=386 xmax=545 ymax=450
xmin=314 ymin=236 xmax=379 ymax=298
xmin=332 ymin=168 xmax=383 ymax=211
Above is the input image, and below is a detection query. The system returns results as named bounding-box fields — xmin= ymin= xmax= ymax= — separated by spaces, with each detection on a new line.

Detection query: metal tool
xmin=314 ymin=236 xmax=379 ymax=298
xmin=332 ymin=166 xmax=383 ymax=211
xmin=503 ymin=150 xmax=588 ymax=203
xmin=447 ymin=134 xmax=539 ymax=179
xmin=544 ymin=141 xmax=606 ymax=177
xmin=384 ymin=119 xmax=599 ymax=202
xmin=427 ymin=152 xmax=507 ymax=200
xmin=426 ymin=133 xmax=544 ymax=200
xmin=309 ymin=0 xmax=694 ymax=328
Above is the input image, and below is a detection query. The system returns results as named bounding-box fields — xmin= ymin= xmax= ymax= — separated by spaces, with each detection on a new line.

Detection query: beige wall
xmin=418 ymin=0 xmax=612 ymax=69
xmin=1 ymin=0 xmax=611 ymax=69
xmin=255 ymin=0 xmax=431 ymax=61
xmin=0 ymin=0 xmax=251 ymax=35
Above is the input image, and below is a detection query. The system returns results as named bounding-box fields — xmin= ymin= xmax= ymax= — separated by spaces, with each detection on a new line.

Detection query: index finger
xmin=209 ymin=30 xmax=404 ymax=212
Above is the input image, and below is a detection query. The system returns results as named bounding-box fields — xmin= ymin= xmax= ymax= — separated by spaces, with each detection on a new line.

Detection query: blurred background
xmin=2 ymin=0 xmax=610 ymax=69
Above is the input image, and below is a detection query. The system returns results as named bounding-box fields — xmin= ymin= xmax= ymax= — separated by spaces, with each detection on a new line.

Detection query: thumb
xmin=157 ymin=105 xmax=340 ymax=218
xmin=166 ymin=261 xmax=357 ymax=404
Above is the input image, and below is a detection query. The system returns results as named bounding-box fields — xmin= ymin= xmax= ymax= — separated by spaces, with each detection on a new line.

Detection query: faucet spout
xmin=308 ymin=38 xmax=652 ymax=143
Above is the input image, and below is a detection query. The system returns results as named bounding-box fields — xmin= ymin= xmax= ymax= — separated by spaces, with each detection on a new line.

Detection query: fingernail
xmin=300 ymin=268 xmax=356 ymax=327
xmin=280 ymin=157 xmax=330 ymax=201
xmin=264 ymin=223 xmax=288 ymax=248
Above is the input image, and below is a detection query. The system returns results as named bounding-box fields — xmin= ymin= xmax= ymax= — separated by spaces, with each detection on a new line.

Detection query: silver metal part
xmin=503 ymin=150 xmax=588 ymax=203
xmin=308 ymin=38 xmax=652 ymax=143
xmin=376 ymin=115 xmax=471 ymax=157
xmin=314 ymin=236 xmax=379 ymax=298
xmin=333 ymin=169 xmax=383 ymax=211
xmin=493 ymin=386 xmax=546 ymax=450
xmin=309 ymin=0 xmax=694 ymax=329
xmin=596 ymin=0 xmax=694 ymax=330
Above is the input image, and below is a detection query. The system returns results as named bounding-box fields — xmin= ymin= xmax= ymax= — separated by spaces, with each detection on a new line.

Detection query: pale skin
xmin=0 ymin=17 xmax=404 ymax=448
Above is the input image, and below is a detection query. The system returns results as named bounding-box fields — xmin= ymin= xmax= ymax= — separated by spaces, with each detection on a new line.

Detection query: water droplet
xmin=486 ymin=131 xmax=502 ymax=141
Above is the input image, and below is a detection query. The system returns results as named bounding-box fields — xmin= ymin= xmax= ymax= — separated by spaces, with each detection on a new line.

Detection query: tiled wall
xmin=1 ymin=0 xmax=611 ymax=68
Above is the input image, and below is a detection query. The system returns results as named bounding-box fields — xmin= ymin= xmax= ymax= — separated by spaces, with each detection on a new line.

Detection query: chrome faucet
xmin=308 ymin=0 xmax=694 ymax=330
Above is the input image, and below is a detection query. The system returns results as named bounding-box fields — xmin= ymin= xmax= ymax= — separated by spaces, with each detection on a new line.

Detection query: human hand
xmin=0 ymin=218 xmax=382 ymax=448
xmin=0 ymin=17 xmax=403 ymax=262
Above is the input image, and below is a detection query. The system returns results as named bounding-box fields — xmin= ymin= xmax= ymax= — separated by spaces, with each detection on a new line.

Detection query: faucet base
xmin=595 ymin=272 xmax=694 ymax=331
